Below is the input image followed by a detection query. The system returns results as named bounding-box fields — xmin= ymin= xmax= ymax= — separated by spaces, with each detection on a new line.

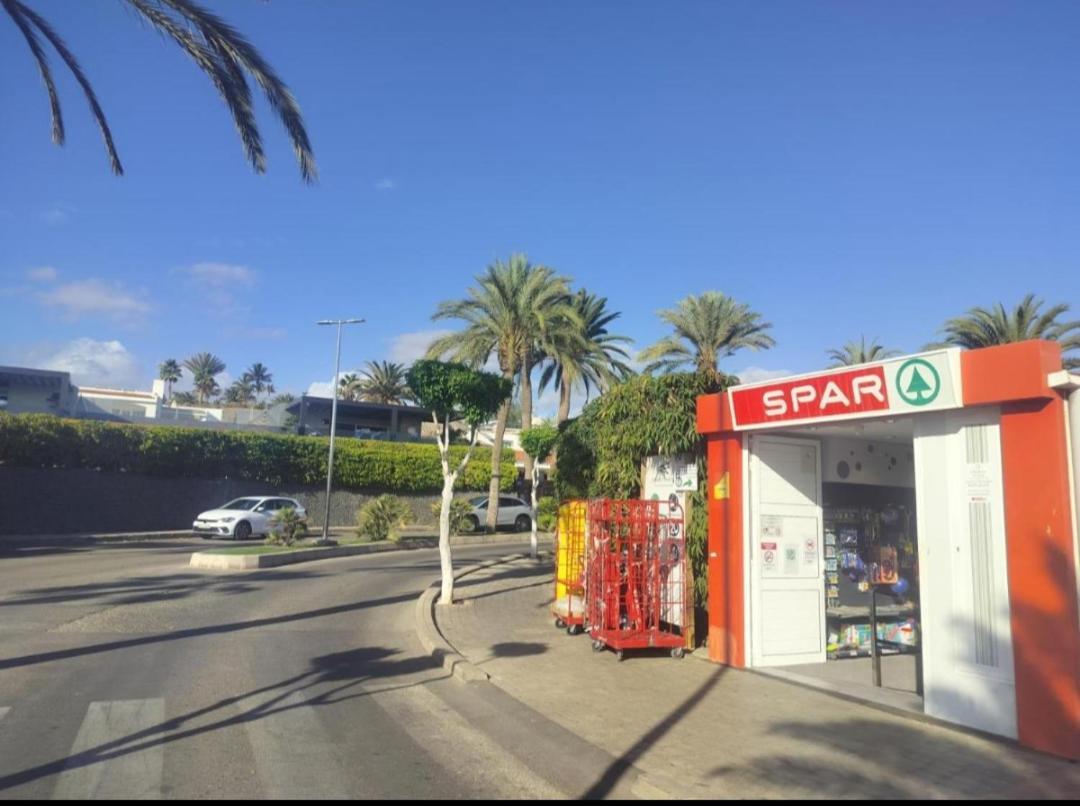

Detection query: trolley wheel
xmin=670 ymin=647 xmax=685 ymax=660
xmin=592 ymin=640 xmax=604 ymax=653
xmin=554 ymin=617 xmax=566 ymax=630
xmin=566 ymin=624 xmax=582 ymax=636
xmin=615 ymin=650 xmax=625 ymax=663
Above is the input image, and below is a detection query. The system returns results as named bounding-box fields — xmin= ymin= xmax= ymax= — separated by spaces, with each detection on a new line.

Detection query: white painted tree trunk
xmin=439 ymin=474 xmax=455 ymax=605
xmin=530 ymin=463 xmax=539 ymax=559
xmin=434 ymin=413 xmax=479 ymax=606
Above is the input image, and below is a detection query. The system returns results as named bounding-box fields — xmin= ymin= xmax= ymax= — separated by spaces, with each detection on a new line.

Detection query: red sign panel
xmin=731 ymin=366 xmax=891 ymax=427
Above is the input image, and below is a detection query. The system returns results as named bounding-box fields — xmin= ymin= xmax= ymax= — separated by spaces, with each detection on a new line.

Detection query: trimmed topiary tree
xmin=407 ymin=360 xmax=512 ymax=605
xmin=519 ymin=424 xmax=559 ymax=559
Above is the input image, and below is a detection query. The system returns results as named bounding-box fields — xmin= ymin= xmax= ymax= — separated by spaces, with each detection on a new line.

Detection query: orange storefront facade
xmin=696 ymin=340 xmax=1080 ymax=760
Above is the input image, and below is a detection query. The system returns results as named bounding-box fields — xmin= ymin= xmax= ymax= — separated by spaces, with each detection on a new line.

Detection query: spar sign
xmin=729 ymin=349 xmax=963 ymax=430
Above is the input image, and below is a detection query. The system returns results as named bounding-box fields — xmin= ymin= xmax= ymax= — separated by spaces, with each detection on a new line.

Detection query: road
xmin=0 ymin=538 xmax=590 ymax=799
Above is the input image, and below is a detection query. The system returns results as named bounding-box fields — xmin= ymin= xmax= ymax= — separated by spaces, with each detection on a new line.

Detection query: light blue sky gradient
xmin=2 ymin=1 xmax=1078 ymax=414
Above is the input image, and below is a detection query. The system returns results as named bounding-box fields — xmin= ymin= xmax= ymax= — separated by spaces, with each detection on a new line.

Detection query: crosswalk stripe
xmin=53 ymin=699 xmax=165 ymax=800
xmin=369 ymin=684 xmax=563 ymax=798
xmin=243 ymin=690 xmax=350 ymax=799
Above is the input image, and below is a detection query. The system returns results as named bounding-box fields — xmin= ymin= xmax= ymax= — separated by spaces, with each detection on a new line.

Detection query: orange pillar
xmin=700 ymin=392 xmax=747 ymax=667
xmin=999 ymin=397 xmax=1080 ymax=760
xmin=963 ymin=341 xmax=1080 ymax=760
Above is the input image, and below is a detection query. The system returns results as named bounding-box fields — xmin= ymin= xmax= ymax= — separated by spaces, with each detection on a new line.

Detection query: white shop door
xmin=914 ymin=409 xmax=1017 ymax=738
xmin=750 ymin=435 xmax=825 ymax=667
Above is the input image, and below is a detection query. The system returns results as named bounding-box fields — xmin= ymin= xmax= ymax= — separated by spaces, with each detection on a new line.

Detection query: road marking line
xmin=0 ymin=706 xmax=9 ymax=722
xmin=243 ymin=690 xmax=349 ymax=799
xmin=369 ymin=683 xmax=563 ymax=798
xmin=53 ymin=699 xmax=165 ymax=800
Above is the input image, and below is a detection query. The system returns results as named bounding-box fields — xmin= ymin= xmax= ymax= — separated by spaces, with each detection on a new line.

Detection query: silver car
xmin=193 ymin=496 xmax=307 ymax=540
xmin=465 ymin=495 xmax=532 ymax=533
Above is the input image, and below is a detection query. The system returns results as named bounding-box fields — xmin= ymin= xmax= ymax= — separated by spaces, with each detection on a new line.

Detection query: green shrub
xmin=267 ymin=507 xmax=305 ymax=546
xmin=356 ymin=495 xmax=412 ymax=541
xmin=431 ymin=497 xmax=477 ymax=535
xmin=537 ymin=496 xmax=559 ymax=531
xmin=553 ymin=372 xmax=731 ymax=609
xmin=0 ymin=413 xmax=515 ymax=494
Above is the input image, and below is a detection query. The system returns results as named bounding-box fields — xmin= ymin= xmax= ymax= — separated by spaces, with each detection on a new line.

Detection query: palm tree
xmin=539 ymin=290 xmax=634 ymax=424
xmin=222 ymin=377 xmax=255 ymax=406
xmin=242 ymin=362 xmax=273 ymax=401
xmin=936 ymin=295 xmax=1080 ymax=370
xmin=356 ymin=361 xmax=413 ymax=405
xmin=826 ymin=337 xmax=900 ymax=368
xmin=183 ymin=352 xmax=226 ymax=404
xmin=338 ymin=373 xmax=362 ymax=401
xmin=158 ymin=358 xmax=182 ymax=401
xmin=171 ymin=390 xmax=199 ymax=406
xmin=638 ymin=291 xmax=775 ymax=383
xmin=3 ymin=0 xmax=316 ymax=180
xmin=269 ymin=392 xmax=296 ymax=407
xmin=427 ymin=254 xmax=578 ymax=531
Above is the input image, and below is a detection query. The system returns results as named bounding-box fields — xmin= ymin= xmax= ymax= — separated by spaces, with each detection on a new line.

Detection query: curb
xmin=415 ymin=550 xmax=553 ymax=684
xmin=190 ymin=533 xmax=554 ymax=570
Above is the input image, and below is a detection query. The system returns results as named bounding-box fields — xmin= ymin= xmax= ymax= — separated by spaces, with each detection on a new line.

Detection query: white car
xmin=193 ymin=497 xmax=307 ymax=540
xmin=465 ymin=495 xmax=533 ymax=533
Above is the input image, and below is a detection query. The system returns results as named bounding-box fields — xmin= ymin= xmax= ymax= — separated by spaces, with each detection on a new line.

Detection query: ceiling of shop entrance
xmin=787 ymin=416 xmax=915 ymax=444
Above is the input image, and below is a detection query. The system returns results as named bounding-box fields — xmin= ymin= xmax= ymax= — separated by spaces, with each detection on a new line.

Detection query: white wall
xmin=821 ymin=436 xmax=915 ymax=488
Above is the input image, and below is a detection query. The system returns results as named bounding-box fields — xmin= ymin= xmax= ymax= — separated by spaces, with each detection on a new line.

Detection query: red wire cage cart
xmin=585 ymin=498 xmax=689 ymax=661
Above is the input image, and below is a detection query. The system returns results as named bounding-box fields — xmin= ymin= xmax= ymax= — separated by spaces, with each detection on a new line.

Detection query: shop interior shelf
xmin=827 ymin=603 xmax=916 ymax=620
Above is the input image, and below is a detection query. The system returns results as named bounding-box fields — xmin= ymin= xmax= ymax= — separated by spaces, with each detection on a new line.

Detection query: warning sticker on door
xmin=761 ymin=542 xmax=778 ymax=574
xmin=761 ymin=516 xmax=783 ymax=539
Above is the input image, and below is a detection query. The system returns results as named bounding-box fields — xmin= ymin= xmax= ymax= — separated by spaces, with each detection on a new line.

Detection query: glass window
xmin=221 ymin=498 xmax=260 ymax=511
xmin=500 ymin=497 xmax=522 ymax=508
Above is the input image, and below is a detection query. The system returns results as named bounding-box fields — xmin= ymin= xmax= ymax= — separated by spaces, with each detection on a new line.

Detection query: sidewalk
xmin=436 ymin=555 xmax=1080 ymax=799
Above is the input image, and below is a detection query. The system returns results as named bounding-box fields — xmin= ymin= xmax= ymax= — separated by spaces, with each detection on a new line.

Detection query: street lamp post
xmin=316 ymin=318 xmax=364 ymax=544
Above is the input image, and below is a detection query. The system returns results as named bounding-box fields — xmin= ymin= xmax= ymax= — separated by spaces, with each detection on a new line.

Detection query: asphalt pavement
xmin=0 ymin=537 xmax=626 ymax=799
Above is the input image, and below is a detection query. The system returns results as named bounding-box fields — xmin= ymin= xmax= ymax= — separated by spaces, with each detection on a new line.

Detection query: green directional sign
xmin=896 ymin=358 xmax=941 ymax=406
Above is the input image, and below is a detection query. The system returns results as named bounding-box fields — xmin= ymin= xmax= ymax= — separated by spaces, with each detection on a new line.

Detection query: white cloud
xmin=26 ymin=266 xmax=58 ymax=283
xmin=38 ymin=279 xmax=151 ymax=322
xmin=41 ymin=204 xmax=74 ymax=226
xmin=387 ymin=329 xmax=455 ymax=364
xmin=40 ymin=338 xmax=143 ymax=388
xmin=375 ymin=178 xmax=397 ymax=191
xmin=176 ymin=262 xmax=257 ymax=316
xmin=245 ymin=327 xmax=288 ymax=340
xmin=180 ymin=262 xmax=257 ymax=288
xmin=733 ymin=366 xmax=794 ymax=385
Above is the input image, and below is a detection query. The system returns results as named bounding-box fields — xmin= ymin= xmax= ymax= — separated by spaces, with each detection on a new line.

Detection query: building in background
xmin=287 ymin=395 xmax=432 ymax=441
xmin=0 ymin=365 xmax=76 ymax=416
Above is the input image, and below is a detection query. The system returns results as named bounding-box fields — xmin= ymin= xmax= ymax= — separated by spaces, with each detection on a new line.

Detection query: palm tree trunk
xmin=556 ymin=368 xmax=572 ymax=425
xmin=486 ymin=370 xmax=514 ymax=533
xmin=520 ymin=353 xmax=534 ymax=491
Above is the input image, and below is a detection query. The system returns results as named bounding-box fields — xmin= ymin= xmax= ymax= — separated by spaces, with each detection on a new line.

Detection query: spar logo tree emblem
xmin=896 ymin=358 xmax=941 ymax=405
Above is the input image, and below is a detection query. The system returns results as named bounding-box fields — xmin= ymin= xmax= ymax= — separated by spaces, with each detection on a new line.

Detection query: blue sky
xmin=2 ymin=1 xmax=1078 ymax=415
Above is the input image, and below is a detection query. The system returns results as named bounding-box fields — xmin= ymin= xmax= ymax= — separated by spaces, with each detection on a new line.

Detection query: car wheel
xmin=465 ymin=515 xmax=481 ymax=534
xmin=515 ymin=514 xmax=531 ymax=533
xmin=234 ymin=521 xmax=252 ymax=541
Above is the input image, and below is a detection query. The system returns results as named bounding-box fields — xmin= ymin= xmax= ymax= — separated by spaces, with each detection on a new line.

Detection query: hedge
xmin=0 ymin=413 xmax=515 ymax=494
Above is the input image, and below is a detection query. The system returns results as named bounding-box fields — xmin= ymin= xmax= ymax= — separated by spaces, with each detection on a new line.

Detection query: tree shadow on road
xmin=0 ymin=585 xmax=420 ymax=672
xmin=0 ymin=568 xmax=328 ymax=609
xmin=0 ymin=644 xmax=447 ymax=794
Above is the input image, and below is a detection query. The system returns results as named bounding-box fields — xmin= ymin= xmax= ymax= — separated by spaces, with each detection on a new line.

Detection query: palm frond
xmin=127 ymin=0 xmax=265 ymax=172
xmin=158 ymin=0 xmax=317 ymax=181
xmin=13 ymin=0 xmax=123 ymax=174
xmin=3 ymin=0 xmax=64 ymax=145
